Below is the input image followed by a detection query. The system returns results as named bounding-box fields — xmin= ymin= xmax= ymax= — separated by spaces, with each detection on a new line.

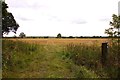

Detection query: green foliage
xmin=2 ymin=1 xmax=19 ymax=36
xmin=105 ymin=14 xmax=120 ymax=37
xmin=105 ymin=14 xmax=120 ymax=78
xmin=57 ymin=33 xmax=62 ymax=38
xmin=19 ymin=32 xmax=26 ymax=38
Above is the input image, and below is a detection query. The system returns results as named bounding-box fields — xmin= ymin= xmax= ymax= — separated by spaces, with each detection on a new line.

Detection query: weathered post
xmin=101 ymin=42 xmax=108 ymax=66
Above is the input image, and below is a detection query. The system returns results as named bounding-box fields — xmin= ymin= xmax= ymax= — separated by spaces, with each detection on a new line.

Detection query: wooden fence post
xmin=101 ymin=43 xmax=108 ymax=66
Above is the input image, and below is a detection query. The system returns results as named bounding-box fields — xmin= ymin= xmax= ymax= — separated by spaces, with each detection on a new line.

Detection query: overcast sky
xmin=5 ymin=0 xmax=120 ymax=37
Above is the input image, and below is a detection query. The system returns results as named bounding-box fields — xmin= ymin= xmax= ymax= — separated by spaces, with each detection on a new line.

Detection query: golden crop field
xmin=7 ymin=38 xmax=109 ymax=45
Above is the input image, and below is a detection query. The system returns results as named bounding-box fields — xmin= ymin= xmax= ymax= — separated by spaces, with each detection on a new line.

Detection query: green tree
xmin=105 ymin=14 xmax=120 ymax=78
xmin=19 ymin=32 xmax=26 ymax=38
xmin=57 ymin=33 xmax=62 ymax=38
xmin=105 ymin=14 xmax=120 ymax=37
xmin=2 ymin=1 xmax=19 ymax=37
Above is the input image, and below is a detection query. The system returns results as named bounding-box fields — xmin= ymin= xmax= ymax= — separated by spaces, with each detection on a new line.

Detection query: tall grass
xmin=2 ymin=39 xmax=100 ymax=78
xmin=2 ymin=39 xmax=41 ymax=77
xmin=106 ymin=39 xmax=119 ymax=78
xmin=62 ymin=40 xmax=119 ymax=78
xmin=64 ymin=43 xmax=101 ymax=67
xmin=2 ymin=39 xmax=119 ymax=78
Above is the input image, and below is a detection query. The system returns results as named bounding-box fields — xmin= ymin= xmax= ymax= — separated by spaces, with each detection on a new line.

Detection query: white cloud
xmin=5 ymin=0 xmax=120 ymax=37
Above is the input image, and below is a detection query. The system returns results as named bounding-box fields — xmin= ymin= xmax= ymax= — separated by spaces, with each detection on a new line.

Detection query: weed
xmin=63 ymin=41 xmax=119 ymax=78
xmin=2 ymin=40 xmax=41 ymax=77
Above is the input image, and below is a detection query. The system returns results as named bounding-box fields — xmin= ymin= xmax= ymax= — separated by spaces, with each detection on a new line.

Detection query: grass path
xmin=23 ymin=43 xmax=75 ymax=78
xmin=3 ymin=39 xmax=99 ymax=78
xmin=3 ymin=41 xmax=75 ymax=78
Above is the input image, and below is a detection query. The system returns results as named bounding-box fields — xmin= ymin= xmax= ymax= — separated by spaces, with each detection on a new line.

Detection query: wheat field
xmin=7 ymin=38 xmax=108 ymax=45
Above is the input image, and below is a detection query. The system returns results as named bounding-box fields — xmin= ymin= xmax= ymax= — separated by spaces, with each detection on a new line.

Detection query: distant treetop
xmin=57 ymin=33 xmax=62 ymax=38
